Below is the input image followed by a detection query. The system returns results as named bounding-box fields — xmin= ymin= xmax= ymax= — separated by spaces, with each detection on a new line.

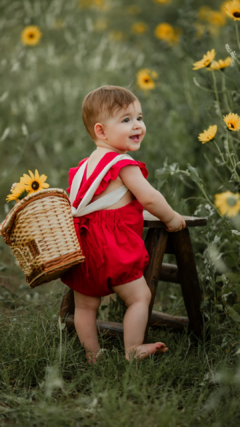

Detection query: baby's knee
xmin=134 ymin=285 xmax=151 ymax=306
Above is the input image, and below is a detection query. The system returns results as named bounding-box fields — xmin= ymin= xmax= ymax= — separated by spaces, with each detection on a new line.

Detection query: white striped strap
xmin=70 ymin=154 xmax=135 ymax=217
xmin=69 ymin=159 xmax=88 ymax=205
xmin=72 ymin=185 xmax=129 ymax=217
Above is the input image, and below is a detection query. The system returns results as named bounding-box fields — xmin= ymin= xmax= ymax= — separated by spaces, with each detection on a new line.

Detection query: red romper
xmin=61 ymin=152 xmax=149 ymax=297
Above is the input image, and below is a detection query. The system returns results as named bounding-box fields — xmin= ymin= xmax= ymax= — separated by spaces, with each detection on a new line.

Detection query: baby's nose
xmin=133 ymin=120 xmax=141 ymax=128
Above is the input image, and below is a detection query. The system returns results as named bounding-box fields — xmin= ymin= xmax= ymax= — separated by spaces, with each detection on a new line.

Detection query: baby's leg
xmin=112 ymin=277 xmax=168 ymax=361
xmin=74 ymin=291 xmax=101 ymax=364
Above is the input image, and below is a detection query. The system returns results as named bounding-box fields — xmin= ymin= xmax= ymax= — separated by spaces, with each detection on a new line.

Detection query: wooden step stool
xmin=60 ymin=211 xmax=207 ymax=339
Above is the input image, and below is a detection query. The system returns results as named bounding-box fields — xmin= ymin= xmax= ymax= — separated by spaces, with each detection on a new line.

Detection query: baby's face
xmin=97 ymin=100 xmax=146 ymax=154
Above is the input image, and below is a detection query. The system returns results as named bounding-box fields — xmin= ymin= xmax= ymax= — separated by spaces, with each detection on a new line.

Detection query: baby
xmin=61 ymin=85 xmax=186 ymax=363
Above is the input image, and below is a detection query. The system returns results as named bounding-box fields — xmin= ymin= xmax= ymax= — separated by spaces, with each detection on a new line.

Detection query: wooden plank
xmin=64 ymin=312 xmax=188 ymax=335
xmin=150 ymin=310 xmax=188 ymax=331
xmin=170 ymin=229 xmax=203 ymax=337
xmin=159 ymin=263 xmax=179 ymax=284
xmin=143 ymin=211 xmax=207 ymax=229
xmin=144 ymin=228 xmax=168 ymax=341
xmin=97 ymin=320 xmax=124 ymax=336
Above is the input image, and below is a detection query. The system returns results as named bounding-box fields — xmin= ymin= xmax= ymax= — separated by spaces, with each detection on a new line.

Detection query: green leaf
xmin=236 ymin=284 xmax=240 ymax=297
xmin=224 ymin=272 xmax=240 ymax=282
xmin=225 ymin=253 xmax=239 ymax=268
xmin=233 ymin=304 xmax=240 ymax=315
xmin=216 ymin=275 xmax=223 ymax=283
xmin=155 ymin=170 xmax=171 ymax=179
xmin=187 ymin=164 xmax=202 ymax=184
xmin=228 ymin=306 xmax=240 ymax=322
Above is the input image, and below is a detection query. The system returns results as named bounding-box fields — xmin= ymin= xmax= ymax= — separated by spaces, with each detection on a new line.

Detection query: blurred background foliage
xmin=0 ymin=0 xmax=233 ymax=213
xmin=1 ymin=0 xmax=240 ymax=327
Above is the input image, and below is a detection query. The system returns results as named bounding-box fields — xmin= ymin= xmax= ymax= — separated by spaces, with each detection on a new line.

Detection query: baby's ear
xmin=94 ymin=123 xmax=106 ymax=140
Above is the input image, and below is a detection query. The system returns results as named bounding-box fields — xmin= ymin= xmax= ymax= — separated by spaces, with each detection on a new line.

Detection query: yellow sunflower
xmin=93 ymin=0 xmax=104 ymax=5
xmin=94 ymin=18 xmax=108 ymax=31
xmin=20 ymin=170 xmax=49 ymax=194
xmin=214 ymin=191 xmax=240 ymax=217
xmin=109 ymin=31 xmax=123 ymax=41
xmin=21 ymin=26 xmax=42 ymax=46
xmin=207 ymin=11 xmax=226 ymax=26
xmin=154 ymin=0 xmax=171 ymax=4
xmin=93 ymin=0 xmax=108 ymax=10
xmin=131 ymin=22 xmax=148 ymax=34
xmin=155 ymin=23 xmax=179 ymax=44
xmin=78 ymin=0 xmax=92 ymax=7
xmin=223 ymin=0 xmax=240 ymax=20
xmin=221 ymin=2 xmax=229 ymax=13
xmin=126 ymin=5 xmax=141 ymax=14
xmin=137 ymin=69 xmax=157 ymax=90
xmin=195 ymin=23 xmax=206 ymax=38
xmin=223 ymin=113 xmax=240 ymax=131
xmin=192 ymin=49 xmax=216 ymax=70
xmin=198 ymin=125 xmax=217 ymax=143
xmin=6 ymin=182 xmax=28 ymax=203
xmin=210 ymin=57 xmax=232 ymax=70
xmin=198 ymin=6 xmax=212 ymax=20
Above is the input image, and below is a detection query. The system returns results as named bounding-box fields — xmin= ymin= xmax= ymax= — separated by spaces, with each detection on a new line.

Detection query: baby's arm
xmin=119 ymin=165 xmax=186 ymax=232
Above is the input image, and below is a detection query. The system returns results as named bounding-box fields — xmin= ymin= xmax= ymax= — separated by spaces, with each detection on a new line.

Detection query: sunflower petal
xmin=39 ymin=174 xmax=47 ymax=183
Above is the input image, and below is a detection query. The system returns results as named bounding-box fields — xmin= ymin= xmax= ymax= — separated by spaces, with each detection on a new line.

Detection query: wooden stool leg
xmin=60 ymin=288 xmax=75 ymax=321
xmin=170 ymin=229 xmax=203 ymax=337
xmin=144 ymin=228 xmax=168 ymax=342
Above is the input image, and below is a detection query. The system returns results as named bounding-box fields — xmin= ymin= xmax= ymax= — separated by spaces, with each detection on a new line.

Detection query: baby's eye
xmin=137 ymin=116 xmax=143 ymax=121
xmin=123 ymin=118 xmax=130 ymax=123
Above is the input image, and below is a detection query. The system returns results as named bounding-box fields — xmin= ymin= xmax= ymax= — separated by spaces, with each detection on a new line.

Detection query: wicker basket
xmin=0 ymin=189 xmax=85 ymax=288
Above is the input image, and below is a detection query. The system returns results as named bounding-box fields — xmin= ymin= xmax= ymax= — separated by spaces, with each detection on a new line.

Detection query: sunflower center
xmin=233 ymin=11 xmax=240 ymax=18
xmin=32 ymin=181 xmax=40 ymax=190
xmin=29 ymin=33 xmax=34 ymax=38
xmin=229 ymin=122 xmax=235 ymax=128
xmin=227 ymin=196 xmax=237 ymax=207
xmin=144 ymin=78 xmax=150 ymax=83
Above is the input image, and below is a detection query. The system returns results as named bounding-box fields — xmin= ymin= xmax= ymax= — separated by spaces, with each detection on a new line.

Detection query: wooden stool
xmin=60 ymin=211 xmax=207 ymax=339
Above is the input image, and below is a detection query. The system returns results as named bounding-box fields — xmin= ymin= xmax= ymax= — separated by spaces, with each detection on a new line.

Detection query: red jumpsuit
xmin=61 ymin=152 xmax=149 ymax=297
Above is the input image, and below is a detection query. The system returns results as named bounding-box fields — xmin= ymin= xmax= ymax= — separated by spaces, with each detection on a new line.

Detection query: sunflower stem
xmin=226 ymin=130 xmax=235 ymax=170
xmin=235 ymin=22 xmax=240 ymax=51
xmin=229 ymin=133 xmax=239 ymax=164
xmin=214 ymin=141 xmax=232 ymax=172
xmin=221 ymin=72 xmax=231 ymax=112
xmin=203 ymin=153 xmax=225 ymax=183
xmin=212 ymin=72 xmax=221 ymax=117
xmin=193 ymin=77 xmax=220 ymax=93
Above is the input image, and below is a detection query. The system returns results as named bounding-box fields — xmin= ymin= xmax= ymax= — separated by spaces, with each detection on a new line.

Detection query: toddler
xmin=61 ymin=86 xmax=186 ymax=363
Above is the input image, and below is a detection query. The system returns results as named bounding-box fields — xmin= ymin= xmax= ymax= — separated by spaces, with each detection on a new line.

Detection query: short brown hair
xmin=82 ymin=85 xmax=139 ymax=140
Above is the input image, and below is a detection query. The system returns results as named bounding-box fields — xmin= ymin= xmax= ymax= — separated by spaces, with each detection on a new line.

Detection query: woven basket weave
xmin=0 ymin=189 xmax=84 ymax=288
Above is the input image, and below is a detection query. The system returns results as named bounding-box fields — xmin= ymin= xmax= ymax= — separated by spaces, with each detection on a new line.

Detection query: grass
xmin=0 ymin=281 xmax=240 ymax=426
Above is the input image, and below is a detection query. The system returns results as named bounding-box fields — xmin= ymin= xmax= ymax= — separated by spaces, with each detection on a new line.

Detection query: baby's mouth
xmin=129 ymin=134 xmax=141 ymax=142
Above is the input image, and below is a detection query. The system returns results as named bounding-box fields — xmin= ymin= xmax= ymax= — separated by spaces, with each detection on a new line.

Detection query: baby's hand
xmin=164 ymin=212 xmax=186 ymax=232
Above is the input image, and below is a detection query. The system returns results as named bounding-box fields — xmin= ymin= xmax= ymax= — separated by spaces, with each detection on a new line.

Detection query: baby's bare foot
xmin=125 ymin=342 xmax=168 ymax=361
